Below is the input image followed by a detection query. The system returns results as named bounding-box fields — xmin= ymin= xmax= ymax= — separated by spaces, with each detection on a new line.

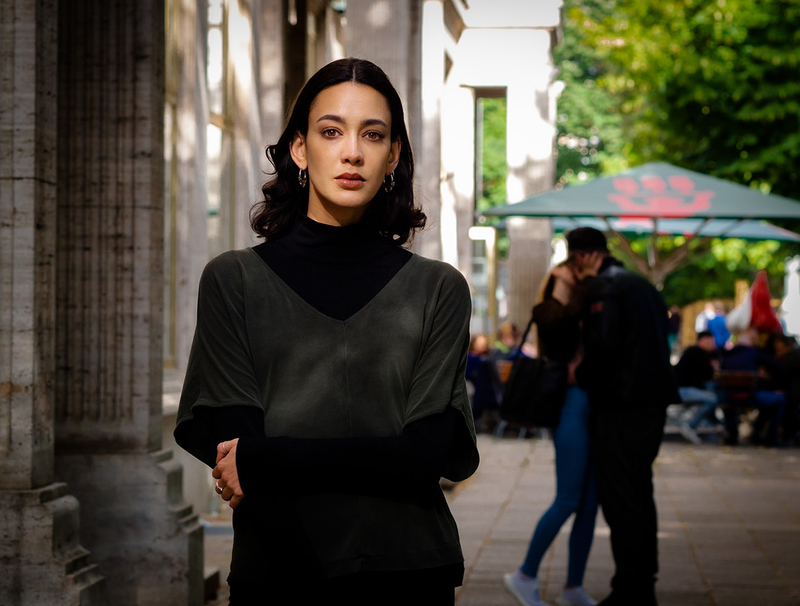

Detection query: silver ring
xmin=215 ymin=480 xmax=223 ymax=494
xmin=222 ymin=441 xmax=227 ymax=454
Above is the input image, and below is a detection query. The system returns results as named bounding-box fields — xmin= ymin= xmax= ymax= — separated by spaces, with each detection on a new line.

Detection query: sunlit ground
xmin=202 ymin=434 xmax=800 ymax=605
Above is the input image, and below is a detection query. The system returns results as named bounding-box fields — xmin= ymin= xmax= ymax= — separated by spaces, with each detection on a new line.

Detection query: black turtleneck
xmin=252 ymin=213 xmax=412 ymax=321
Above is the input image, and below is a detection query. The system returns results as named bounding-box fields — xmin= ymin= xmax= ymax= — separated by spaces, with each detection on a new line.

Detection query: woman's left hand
xmin=551 ymin=264 xmax=576 ymax=287
xmin=212 ymin=438 xmax=244 ymax=509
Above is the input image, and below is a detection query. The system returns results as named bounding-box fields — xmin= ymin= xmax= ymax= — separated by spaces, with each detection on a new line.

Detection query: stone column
xmin=344 ymin=0 xmax=429 ymax=254
xmin=168 ymin=0 xmax=210 ymax=373
xmin=439 ymin=81 xmax=475 ymax=276
xmin=54 ymin=2 xmax=202 ymax=605
xmin=415 ymin=0 xmax=445 ymax=260
xmin=229 ymin=0 xmax=269 ymax=252
xmin=0 ymin=0 xmax=103 ymax=603
xmin=344 ymin=0 xmax=415 ymax=105
xmin=507 ymin=217 xmax=552 ymax=332
xmin=504 ymin=37 xmax=557 ymax=331
xmin=254 ymin=0 xmax=286 ymax=172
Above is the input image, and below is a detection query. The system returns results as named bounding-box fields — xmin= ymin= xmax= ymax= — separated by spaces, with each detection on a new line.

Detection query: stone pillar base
xmin=55 ymin=450 xmax=204 ymax=606
xmin=0 ymin=483 xmax=105 ymax=606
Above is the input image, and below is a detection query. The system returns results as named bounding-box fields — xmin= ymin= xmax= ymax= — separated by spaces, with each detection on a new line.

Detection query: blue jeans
xmin=678 ymin=386 xmax=719 ymax=429
xmin=520 ymin=386 xmax=598 ymax=586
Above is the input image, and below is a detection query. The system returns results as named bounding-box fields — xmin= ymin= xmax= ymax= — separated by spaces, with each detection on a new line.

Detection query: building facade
xmin=0 ymin=1 xmax=561 ymax=603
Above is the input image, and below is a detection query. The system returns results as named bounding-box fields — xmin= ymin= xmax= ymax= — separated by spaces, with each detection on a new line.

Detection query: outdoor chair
xmin=716 ymin=370 xmax=760 ymax=445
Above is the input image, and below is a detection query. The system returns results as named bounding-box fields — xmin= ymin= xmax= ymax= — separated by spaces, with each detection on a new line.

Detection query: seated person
xmin=466 ymin=333 xmax=500 ymax=433
xmin=719 ymin=328 xmax=786 ymax=446
xmin=674 ymin=331 xmax=719 ymax=443
xmin=706 ymin=301 xmax=731 ymax=349
xmin=489 ymin=322 xmax=520 ymax=394
xmin=768 ymin=334 xmax=800 ymax=444
xmin=490 ymin=322 xmax=519 ymax=362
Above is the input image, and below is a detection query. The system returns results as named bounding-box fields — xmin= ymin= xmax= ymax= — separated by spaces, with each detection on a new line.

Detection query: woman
xmin=175 ymin=58 xmax=479 ymax=605
xmin=503 ymin=255 xmax=602 ymax=606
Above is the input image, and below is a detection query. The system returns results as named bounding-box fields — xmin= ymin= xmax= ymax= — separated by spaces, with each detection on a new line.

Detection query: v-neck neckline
xmin=246 ymin=247 xmax=419 ymax=325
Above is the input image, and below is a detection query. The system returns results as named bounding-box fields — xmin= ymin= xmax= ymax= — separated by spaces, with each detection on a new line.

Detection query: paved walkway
xmin=205 ymin=435 xmax=800 ymax=605
xmin=452 ymin=435 xmax=800 ymax=606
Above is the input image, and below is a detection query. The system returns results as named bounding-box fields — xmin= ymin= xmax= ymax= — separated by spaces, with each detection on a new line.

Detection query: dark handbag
xmin=498 ymin=316 xmax=567 ymax=429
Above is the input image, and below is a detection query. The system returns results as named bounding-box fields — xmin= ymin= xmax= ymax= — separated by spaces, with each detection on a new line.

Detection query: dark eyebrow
xmin=316 ymin=114 xmax=344 ymax=124
xmin=316 ymin=114 xmax=388 ymax=129
xmin=362 ymin=118 xmax=388 ymax=128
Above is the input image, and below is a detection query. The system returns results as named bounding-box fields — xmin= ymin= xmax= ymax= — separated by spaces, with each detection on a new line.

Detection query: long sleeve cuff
xmin=236 ymin=406 xmax=461 ymax=497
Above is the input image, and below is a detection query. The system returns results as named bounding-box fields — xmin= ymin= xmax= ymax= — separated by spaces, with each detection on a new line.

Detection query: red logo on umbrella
xmin=607 ymin=175 xmax=714 ymax=217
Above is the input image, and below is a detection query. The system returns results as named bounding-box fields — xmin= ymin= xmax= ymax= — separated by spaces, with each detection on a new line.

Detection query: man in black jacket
xmin=570 ymin=227 xmax=679 ymax=606
xmin=674 ymin=330 xmax=720 ymax=444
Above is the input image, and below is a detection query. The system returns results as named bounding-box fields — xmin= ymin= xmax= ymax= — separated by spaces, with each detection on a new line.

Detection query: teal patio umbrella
xmin=484 ymin=162 xmax=800 ymax=220
xmin=483 ymin=163 xmax=800 ymax=285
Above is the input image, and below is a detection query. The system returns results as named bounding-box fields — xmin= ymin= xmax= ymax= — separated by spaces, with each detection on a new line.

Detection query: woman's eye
xmin=365 ymin=131 xmax=384 ymax=141
xmin=322 ymin=128 xmax=339 ymax=137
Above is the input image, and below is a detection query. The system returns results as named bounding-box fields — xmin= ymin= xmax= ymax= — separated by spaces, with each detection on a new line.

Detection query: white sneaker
xmin=679 ymin=421 xmax=702 ymax=445
xmin=558 ymin=586 xmax=597 ymax=606
xmin=503 ymin=571 xmax=548 ymax=606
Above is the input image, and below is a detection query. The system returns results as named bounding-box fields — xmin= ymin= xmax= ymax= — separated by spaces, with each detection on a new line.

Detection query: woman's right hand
xmin=213 ymin=438 xmax=245 ymax=509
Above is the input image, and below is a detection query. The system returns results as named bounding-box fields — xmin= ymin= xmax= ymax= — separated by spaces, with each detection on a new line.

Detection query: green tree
xmin=660 ymin=239 xmax=786 ymax=307
xmin=476 ymin=97 xmax=507 ymax=213
xmin=575 ymin=0 xmax=800 ymax=203
xmin=554 ymin=0 xmax=626 ymax=187
xmin=570 ymin=0 xmax=800 ymax=299
xmin=610 ymin=234 xmax=790 ymax=306
xmin=475 ymin=97 xmax=511 ymax=256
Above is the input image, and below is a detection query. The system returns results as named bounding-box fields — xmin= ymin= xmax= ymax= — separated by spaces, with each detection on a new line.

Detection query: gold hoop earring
xmin=298 ymin=168 xmax=308 ymax=188
xmin=383 ymin=171 xmax=395 ymax=193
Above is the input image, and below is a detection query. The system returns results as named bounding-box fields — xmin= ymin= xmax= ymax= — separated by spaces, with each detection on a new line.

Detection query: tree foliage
xmin=553 ymin=0 xmax=625 ymax=187
xmin=613 ymin=235 xmax=789 ymax=306
xmin=574 ymin=0 xmax=800 ymax=203
xmin=660 ymin=239 xmax=786 ymax=307
xmin=562 ymin=0 xmax=800 ymax=302
xmin=476 ymin=97 xmax=508 ymax=212
xmin=476 ymin=97 xmax=511 ymax=256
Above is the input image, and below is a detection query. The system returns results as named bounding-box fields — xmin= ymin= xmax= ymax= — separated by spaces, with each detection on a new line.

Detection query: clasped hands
xmin=212 ymin=437 xmax=244 ymax=509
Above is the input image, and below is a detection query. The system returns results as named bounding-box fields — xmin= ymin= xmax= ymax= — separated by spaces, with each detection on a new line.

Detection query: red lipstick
xmin=335 ymin=172 xmax=366 ymax=189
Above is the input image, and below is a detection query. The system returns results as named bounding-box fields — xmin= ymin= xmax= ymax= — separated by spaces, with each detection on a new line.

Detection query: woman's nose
xmin=341 ymin=135 xmax=364 ymax=165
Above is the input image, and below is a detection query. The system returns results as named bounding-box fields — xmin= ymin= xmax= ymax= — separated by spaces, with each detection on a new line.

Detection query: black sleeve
xmin=174 ymin=254 xmax=266 ymax=467
xmin=174 ymin=405 xmax=265 ymax=468
xmin=234 ymin=406 xmax=462 ymax=496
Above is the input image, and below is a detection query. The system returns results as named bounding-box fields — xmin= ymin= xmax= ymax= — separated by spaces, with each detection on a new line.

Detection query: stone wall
xmin=0 ymin=0 xmax=103 ymax=603
xmin=53 ymin=1 xmax=203 ymax=604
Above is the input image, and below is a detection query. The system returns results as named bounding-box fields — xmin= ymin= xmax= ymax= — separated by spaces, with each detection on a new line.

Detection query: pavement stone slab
xmin=200 ymin=434 xmax=800 ymax=605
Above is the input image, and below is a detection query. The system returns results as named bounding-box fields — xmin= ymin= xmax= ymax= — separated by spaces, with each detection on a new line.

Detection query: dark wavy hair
xmin=250 ymin=58 xmax=426 ymax=245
